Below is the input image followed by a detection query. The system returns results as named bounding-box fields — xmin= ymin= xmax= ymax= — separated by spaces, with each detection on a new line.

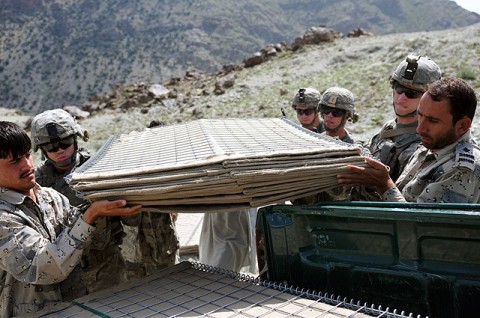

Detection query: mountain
xmin=1 ymin=0 xmax=479 ymax=114
xmin=5 ymin=22 xmax=480 ymax=156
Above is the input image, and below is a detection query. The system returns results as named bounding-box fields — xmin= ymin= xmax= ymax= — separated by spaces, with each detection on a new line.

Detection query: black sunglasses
xmin=394 ymin=83 xmax=423 ymax=99
xmin=295 ymin=108 xmax=315 ymax=116
xmin=320 ymin=106 xmax=345 ymax=117
xmin=42 ymin=137 xmax=75 ymax=153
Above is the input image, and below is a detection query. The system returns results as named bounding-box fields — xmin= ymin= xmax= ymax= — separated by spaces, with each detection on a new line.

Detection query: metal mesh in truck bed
xmin=40 ymin=262 xmax=420 ymax=318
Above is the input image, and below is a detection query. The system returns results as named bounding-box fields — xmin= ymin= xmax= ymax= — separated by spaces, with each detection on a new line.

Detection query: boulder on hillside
xmin=63 ymin=105 xmax=90 ymax=119
xmin=148 ymin=84 xmax=169 ymax=98
xmin=348 ymin=27 xmax=374 ymax=37
xmin=291 ymin=26 xmax=342 ymax=51
xmin=244 ymin=52 xmax=264 ymax=68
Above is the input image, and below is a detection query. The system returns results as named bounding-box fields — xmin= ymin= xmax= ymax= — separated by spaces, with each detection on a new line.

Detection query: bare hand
xmin=83 ymin=200 xmax=142 ymax=225
xmin=337 ymin=157 xmax=395 ymax=193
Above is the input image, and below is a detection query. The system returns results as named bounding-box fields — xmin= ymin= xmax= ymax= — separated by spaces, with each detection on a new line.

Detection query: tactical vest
xmin=35 ymin=149 xmax=90 ymax=206
xmin=370 ymin=123 xmax=420 ymax=181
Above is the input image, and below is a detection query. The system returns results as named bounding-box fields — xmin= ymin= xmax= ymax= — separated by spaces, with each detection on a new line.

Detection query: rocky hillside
xmin=1 ymin=0 xmax=479 ymax=114
xmin=4 ymin=23 xmax=480 ymax=156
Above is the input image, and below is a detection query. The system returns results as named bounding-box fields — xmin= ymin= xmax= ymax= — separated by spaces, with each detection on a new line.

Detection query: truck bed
xmin=256 ymin=202 xmax=480 ymax=318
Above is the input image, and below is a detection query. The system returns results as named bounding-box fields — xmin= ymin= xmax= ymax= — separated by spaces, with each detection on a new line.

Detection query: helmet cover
xmin=292 ymin=87 xmax=321 ymax=109
xmin=31 ymin=109 xmax=88 ymax=151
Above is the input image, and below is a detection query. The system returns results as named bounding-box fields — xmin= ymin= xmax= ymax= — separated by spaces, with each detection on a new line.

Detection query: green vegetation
xmin=457 ymin=68 xmax=476 ymax=80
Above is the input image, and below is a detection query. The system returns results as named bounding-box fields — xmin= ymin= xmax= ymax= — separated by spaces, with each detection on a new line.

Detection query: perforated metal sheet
xmin=40 ymin=262 xmax=417 ymax=318
xmin=68 ymin=118 xmax=369 ymax=212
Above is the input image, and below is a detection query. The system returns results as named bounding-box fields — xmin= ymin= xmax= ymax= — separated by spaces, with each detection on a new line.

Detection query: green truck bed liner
xmin=256 ymin=202 xmax=480 ymax=318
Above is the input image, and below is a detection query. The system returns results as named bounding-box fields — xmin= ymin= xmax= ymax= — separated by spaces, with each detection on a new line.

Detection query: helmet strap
xmin=393 ymin=101 xmax=418 ymax=118
xmin=324 ymin=115 xmax=347 ymax=133
xmin=303 ymin=111 xmax=320 ymax=128
xmin=42 ymin=140 xmax=79 ymax=171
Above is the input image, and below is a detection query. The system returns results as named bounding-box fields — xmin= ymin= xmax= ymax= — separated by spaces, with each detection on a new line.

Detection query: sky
xmin=453 ymin=0 xmax=480 ymax=14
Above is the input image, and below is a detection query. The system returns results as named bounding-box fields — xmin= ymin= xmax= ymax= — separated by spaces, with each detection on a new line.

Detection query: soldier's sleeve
xmin=416 ymin=167 xmax=480 ymax=203
xmin=381 ymin=187 xmax=407 ymax=202
xmin=0 ymin=190 xmax=95 ymax=285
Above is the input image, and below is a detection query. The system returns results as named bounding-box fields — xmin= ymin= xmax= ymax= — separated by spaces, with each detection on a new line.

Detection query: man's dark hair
xmin=0 ymin=121 xmax=32 ymax=159
xmin=426 ymin=77 xmax=477 ymax=124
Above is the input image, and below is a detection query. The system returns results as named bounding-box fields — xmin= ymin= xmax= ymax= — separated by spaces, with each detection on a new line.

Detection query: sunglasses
xmin=295 ymin=108 xmax=315 ymax=116
xmin=320 ymin=106 xmax=345 ymax=117
xmin=394 ymin=83 xmax=423 ymax=99
xmin=42 ymin=137 xmax=75 ymax=153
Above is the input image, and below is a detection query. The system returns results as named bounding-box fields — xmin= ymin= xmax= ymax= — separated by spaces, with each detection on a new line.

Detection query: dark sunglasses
xmin=295 ymin=108 xmax=315 ymax=116
xmin=394 ymin=83 xmax=423 ymax=99
xmin=320 ymin=106 xmax=345 ymax=117
xmin=42 ymin=137 xmax=75 ymax=153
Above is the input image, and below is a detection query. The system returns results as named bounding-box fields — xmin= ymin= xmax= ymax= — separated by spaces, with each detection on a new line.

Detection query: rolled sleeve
xmin=382 ymin=187 xmax=407 ymax=202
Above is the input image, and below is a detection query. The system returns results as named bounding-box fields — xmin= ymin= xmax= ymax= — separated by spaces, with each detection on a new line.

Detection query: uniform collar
xmin=0 ymin=183 xmax=40 ymax=205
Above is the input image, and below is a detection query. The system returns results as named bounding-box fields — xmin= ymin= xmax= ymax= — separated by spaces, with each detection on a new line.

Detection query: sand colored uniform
xmin=35 ymin=150 xmax=132 ymax=293
xmin=383 ymin=132 xmax=480 ymax=203
xmin=0 ymin=185 xmax=94 ymax=317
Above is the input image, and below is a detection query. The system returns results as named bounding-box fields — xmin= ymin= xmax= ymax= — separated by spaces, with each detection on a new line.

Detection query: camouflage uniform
xmin=35 ymin=150 xmax=131 ymax=293
xmin=293 ymin=87 xmax=356 ymax=204
xmin=0 ymin=185 xmax=94 ymax=317
xmin=382 ymin=131 xmax=480 ymax=203
xmin=368 ymin=55 xmax=441 ymax=181
xmin=31 ymin=109 xmax=134 ymax=294
xmin=368 ymin=120 xmax=420 ymax=181
xmin=121 ymin=212 xmax=179 ymax=279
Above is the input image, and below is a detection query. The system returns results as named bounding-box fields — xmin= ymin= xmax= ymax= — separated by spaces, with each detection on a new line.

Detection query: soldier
xmin=291 ymin=87 xmax=325 ymax=133
xmin=291 ymin=87 xmax=357 ymax=205
xmin=368 ymin=54 xmax=441 ymax=181
xmin=319 ymin=86 xmax=358 ymax=144
xmin=0 ymin=121 xmax=141 ymax=317
xmin=121 ymin=119 xmax=180 ymax=279
xmin=338 ymin=77 xmax=480 ymax=203
xmin=30 ymin=109 xmax=138 ymax=295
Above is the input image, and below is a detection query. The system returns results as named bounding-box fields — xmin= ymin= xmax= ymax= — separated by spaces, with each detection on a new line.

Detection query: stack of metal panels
xmin=69 ymin=118 xmax=368 ymax=212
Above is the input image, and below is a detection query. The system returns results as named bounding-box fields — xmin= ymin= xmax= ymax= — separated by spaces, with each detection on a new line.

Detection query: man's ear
xmin=455 ymin=116 xmax=471 ymax=137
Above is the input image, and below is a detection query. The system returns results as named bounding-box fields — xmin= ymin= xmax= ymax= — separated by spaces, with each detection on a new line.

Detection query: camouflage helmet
xmin=291 ymin=87 xmax=321 ymax=110
xmin=319 ymin=87 xmax=358 ymax=123
xmin=31 ymin=109 xmax=88 ymax=152
xmin=390 ymin=54 xmax=441 ymax=91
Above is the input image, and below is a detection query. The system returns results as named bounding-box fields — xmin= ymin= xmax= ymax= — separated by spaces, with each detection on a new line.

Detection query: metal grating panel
xmin=40 ymin=262 xmax=419 ymax=318
xmin=68 ymin=118 xmax=369 ymax=212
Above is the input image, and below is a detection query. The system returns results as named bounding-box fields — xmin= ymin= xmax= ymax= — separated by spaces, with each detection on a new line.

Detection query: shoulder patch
xmin=455 ymin=142 xmax=476 ymax=171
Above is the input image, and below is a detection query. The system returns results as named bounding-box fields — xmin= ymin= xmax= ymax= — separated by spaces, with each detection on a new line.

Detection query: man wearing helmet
xmin=338 ymin=77 xmax=480 ymax=204
xmin=31 ymin=109 xmax=138 ymax=295
xmin=367 ymin=54 xmax=441 ymax=181
xmin=319 ymin=86 xmax=358 ymax=144
xmin=291 ymin=87 xmax=325 ymax=133
xmin=31 ymin=109 xmax=90 ymax=205
xmin=290 ymin=87 xmax=357 ymax=205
